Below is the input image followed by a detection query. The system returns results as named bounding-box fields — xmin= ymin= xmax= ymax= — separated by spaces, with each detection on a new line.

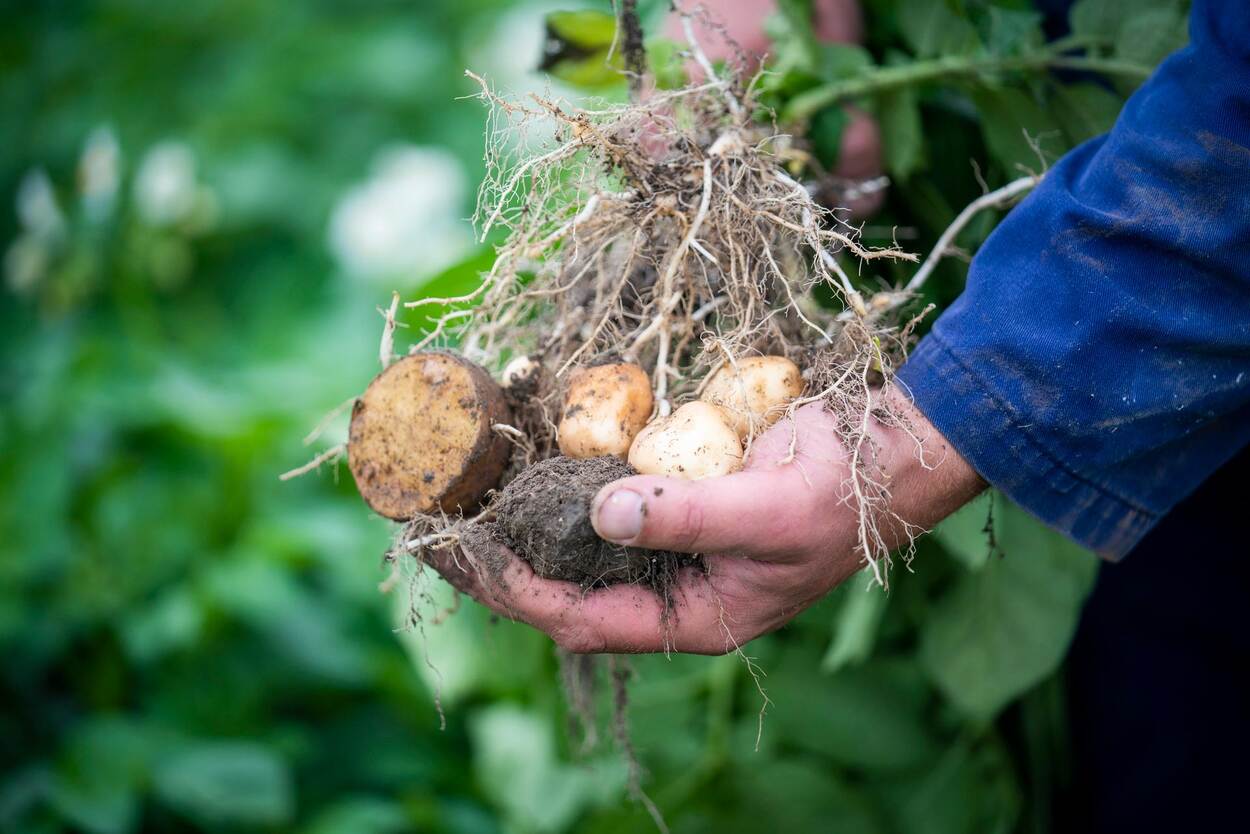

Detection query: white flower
xmin=466 ymin=3 xmax=554 ymax=94
xmin=328 ymin=145 xmax=472 ymax=283
xmin=5 ymin=235 xmax=49 ymax=294
xmin=79 ymin=125 xmax=122 ymax=222
xmin=135 ymin=142 xmax=197 ymax=226
xmin=16 ymin=169 xmax=65 ymax=240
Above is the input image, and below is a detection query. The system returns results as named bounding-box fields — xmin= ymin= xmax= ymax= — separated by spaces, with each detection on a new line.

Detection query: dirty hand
xmin=435 ymin=392 xmax=983 ymax=654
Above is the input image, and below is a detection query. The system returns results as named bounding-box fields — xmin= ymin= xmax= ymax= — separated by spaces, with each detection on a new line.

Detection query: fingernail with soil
xmin=594 ymin=489 xmax=644 ymax=543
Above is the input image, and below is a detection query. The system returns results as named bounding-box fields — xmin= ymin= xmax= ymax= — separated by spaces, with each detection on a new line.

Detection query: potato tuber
xmin=701 ymin=355 xmax=803 ymax=439
xmin=501 ymin=354 xmax=541 ymax=391
xmin=348 ymin=352 xmax=511 ymax=520
xmin=628 ymin=401 xmax=743 ymax=480
xmin=557 ymin=362 xmax=653 ymax=459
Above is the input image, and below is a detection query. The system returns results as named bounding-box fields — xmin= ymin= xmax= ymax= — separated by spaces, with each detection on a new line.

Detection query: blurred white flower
xmin=16 ymin=169 xmax=65 ymax=240
xmin=328 ymin=145 xmax=472 ymax=283
xmin=467 ymin=3 xmax=555 ymax=94
xmin=4 ymin=235 xmax=49 ymax=294
xmin=79 ymin=125 xmax=121 ymax=222
xmin=135 ymin=141 xmax=198 ymax=226
xmin=464 ymin=3 xmax=577 ymax=159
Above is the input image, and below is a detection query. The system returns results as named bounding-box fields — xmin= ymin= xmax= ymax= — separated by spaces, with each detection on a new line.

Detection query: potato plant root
xmin=387 ymin=9 xmax=959 ymax=587
xmin=278 ymin=9 xmax=1045 ymax=830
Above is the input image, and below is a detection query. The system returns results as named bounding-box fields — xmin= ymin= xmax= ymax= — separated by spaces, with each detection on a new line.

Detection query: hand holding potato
xmin=431 ymin=390 xmax=983 ymax=654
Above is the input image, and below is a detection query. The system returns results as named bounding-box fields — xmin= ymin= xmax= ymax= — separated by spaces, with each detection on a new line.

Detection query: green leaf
xmin=882 ymin=738 xmax=1022 ymax=834
xmin=395 ymin=579 xmax=549 ymax=707
xmin=822 ymin=573 xmax=889 ymax=673
xmin=773 ymin=0 xmax=819 ymax=58
xmin=469 ymin=705 xmax=625 ymax=833
xmin=48 ymin=717 xmax=163 ymax=834
xmin=645 ymin=37 xmax=688 ymax=90
xmin=1115 ymin=8 xmax=1189 ymax=67
xmin=931 ymin=492 xmax=995 ymax=571
xmin=878 ymin=87 xmax=924 ymax=181
xmin=1051 ymin=82 xmax=1126 ymax=145
xmin=119 ymin=586 xmax=203 ymax=663
xmin=769 ymin=652 xmax=941 ymax=771
xmin=897 ymin=0 xmax=981 ymax=58
xmin=153 ymin=741 xmax=294 ymax=828
xmin=810 ymin=105 xmax=851 ymax=169
xmin=728 ymin=759 xmax=885 ymax=834
xmin=1069 ymin=0 xmax=1128 ymax=40
xmin=971 ymin=87 xmax=1062 ymax=174
xmin=815 ymin=42 xmax=874 ymax=81
xmin=1070 ymin=0 xmax=1183 ymax=44
xmin=984 ymin=7 xmax=1044 ymax=57
xmin=544 ymin=11 xmax=616 ymax=51
xmin=541 ymin=11 xmax=624 ymax=90
xmin=920 ymin=498 xmax=1100 ymax=718
xmin=304 ymin=797 xmax=410 ymax=834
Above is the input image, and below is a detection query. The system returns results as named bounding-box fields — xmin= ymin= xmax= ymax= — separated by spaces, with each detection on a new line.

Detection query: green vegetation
xmin=1 ymin=1 xmax=1184 ymax=832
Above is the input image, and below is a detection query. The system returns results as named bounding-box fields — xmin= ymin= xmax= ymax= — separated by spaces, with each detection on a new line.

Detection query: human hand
xmin=430 ymin=392 xmax=983 ymax=654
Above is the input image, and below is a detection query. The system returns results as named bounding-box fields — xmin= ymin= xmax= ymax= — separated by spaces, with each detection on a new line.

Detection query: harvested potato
xmin=557 ymin=362 xmax=653 ymax=458
xmin=501 ymin=354 xmax=541 ymax=390
xmin=348 ymin=352 xmax=511 ymax=520
xmin=628 ymin=401 xmax=743 ymax=480
xmin=701 ymin=355 xmax=803 ymax=438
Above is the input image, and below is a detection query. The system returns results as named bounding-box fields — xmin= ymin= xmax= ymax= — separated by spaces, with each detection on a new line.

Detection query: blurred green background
xmin=1 ymin=0 xmax=1182 ymax=832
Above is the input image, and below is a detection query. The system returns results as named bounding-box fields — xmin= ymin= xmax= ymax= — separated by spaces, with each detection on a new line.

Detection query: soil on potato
xmin=468 ymin=455 xmax=697 ymax=591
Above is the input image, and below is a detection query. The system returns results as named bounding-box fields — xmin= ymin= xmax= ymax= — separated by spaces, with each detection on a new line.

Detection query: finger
xmin=663 ymin=0 xmax=774 ymax=65
xmin=539 ymin=556 xmax=770 ymax=654
xmin=440 ymin=534 xmax=781 ymax=654
xmin=591 ymin=403 xmax=851 ymax=560
xmin=589 ymin=467 xmax=827 ymax=560
xmin=812 ymin=0 xmax=863 ymax=43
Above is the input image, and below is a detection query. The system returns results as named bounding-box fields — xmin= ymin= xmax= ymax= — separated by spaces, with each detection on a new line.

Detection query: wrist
xmin=873 ymin=386 xmax=986 ymax=543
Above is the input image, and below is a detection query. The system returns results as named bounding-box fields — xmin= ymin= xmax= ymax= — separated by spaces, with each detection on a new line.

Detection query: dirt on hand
xmin=471 ymin=455 xmax=696 ymax=591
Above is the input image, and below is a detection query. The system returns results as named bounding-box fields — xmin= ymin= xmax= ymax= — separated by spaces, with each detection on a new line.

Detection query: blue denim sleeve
xmin=897 ymin=0 xmax=1250 ymax=559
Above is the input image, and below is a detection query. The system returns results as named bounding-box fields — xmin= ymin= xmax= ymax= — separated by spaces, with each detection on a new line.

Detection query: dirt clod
xmin=476 ymin=455 xmax=694 ymax=591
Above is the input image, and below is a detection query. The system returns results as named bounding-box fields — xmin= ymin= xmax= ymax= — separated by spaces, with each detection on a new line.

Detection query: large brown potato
xmin=348 ymin=352 xmax=511 ymax=520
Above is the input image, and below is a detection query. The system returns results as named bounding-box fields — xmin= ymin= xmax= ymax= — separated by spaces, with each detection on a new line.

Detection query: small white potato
xmin=502 ymin=354 xmax=541 ymax=390
xmin=557 ymin=362 xmax=653 ymax=458
xmin=701 ymin=355 xmax=803 ymax=439
xmin=628 ymin=401 xmax=743 ymax=480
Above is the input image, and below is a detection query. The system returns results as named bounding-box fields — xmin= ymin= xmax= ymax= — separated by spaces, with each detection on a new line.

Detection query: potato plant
xmin=283 ymin=0 xmax=1184 ymax=829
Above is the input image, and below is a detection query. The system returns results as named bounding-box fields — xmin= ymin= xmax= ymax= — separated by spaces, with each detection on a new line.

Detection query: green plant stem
xmin=785 ymin=52 xmax=1153 ymax=121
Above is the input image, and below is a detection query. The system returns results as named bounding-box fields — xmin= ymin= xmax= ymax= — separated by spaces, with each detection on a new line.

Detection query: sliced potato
xmin=557 ymin=362 xmax=653 ymax=458
xmin=701 ymin=355 xmax=803 ymax=438
xmin=628 ymin=401 xmax=743 ymax=480
xmin=348 ymin=352 xmax=511 ymax=520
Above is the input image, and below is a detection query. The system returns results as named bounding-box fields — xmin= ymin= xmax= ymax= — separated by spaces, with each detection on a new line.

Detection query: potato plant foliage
xmin=1 ymin=0 xmax=1183 ymax=832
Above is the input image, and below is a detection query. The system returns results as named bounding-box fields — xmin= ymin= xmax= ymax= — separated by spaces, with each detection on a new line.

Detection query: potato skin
xmin=501 ymin=355 xmax=541 ymax=390
xmin=348 ymin=352 xmax=511 ymax=520
xmin=701 ymin=355 xmax=803 ymax=438
xmin=557 ymin=363 xmax=653 ymax=459
xmin=628 ymin=401 xmax=743 ymax=480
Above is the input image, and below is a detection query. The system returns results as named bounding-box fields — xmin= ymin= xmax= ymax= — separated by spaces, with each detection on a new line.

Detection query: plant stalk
xmin=785 ymin=51 xmax=1153 ymax=121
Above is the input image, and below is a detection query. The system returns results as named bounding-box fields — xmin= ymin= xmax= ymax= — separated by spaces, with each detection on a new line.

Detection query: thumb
xmin=590 ymin=467 xmax=828 ymax=560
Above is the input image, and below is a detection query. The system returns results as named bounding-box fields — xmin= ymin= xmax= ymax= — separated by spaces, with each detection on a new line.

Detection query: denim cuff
xmin=897 ymin=331 xmax=1160 ymax=560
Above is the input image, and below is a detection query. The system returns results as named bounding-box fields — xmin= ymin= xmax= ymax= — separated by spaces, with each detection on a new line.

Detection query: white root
xmin=279 ymin=444 xmax=346 ymax=481
xmin=379 ymin=291 xmax=401 ymax=369
xmin=376 ymin=30 xmax=1034 ymax=592
xmin=904 ymin=175 xmax=1038 ymax=295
